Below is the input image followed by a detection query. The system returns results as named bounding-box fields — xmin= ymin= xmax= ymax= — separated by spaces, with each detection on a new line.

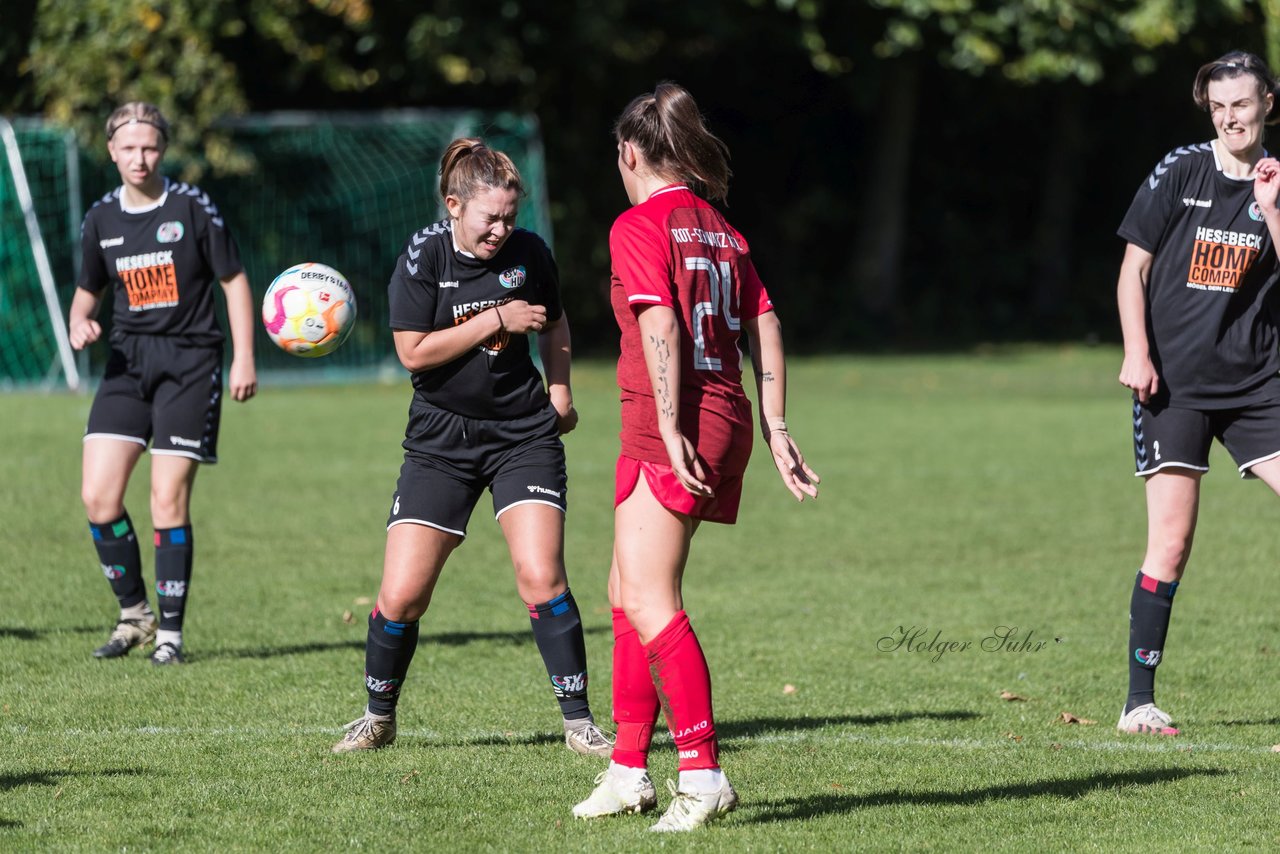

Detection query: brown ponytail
xmin=614 ymin=82 xmax=731 ymax=202
xmin=438 ymin=137 xmax=524 ymax=205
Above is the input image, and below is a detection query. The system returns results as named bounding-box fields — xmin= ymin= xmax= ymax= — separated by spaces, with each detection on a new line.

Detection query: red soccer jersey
xmin=610 ymin=184 xmax=774 ymax=465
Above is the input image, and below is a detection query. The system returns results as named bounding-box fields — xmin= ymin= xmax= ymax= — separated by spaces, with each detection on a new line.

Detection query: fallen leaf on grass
xmin=355 ymin=596 xmax=372 ymax=606
xmin=1004 ymin=731 xmax=1023 ymax=742
xmin=782 ymin=684 xmax=797 ymax=695
xmin=342 ymin=610 xmax=354 ymax=625
xmin=54 ymin=788 xmax=63 ymax=800
xmin=1000 ymin=690 xmax=1028 ymax=702
xmin=1271 ymin=744 xmax=1280 ymax=753
xmin=400 ymin=770 xmax=419 ymax=784
xmin=1059 ymin=712 xmax=1096 ymax=725
xmin=1050 ymin=743 xmax=1064 ymax=751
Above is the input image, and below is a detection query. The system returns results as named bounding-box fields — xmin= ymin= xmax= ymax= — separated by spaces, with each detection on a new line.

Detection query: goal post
xmin=0 ymin=117 xmax=81 ymax=390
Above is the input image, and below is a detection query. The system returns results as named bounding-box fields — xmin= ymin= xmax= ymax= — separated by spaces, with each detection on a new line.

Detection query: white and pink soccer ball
xmin=262 ymin=262 xmax=356 ymax=358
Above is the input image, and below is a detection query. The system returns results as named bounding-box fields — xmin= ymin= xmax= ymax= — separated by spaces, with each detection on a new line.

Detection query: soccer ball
xmin=262 ymin=263 xmax=357 ymax=358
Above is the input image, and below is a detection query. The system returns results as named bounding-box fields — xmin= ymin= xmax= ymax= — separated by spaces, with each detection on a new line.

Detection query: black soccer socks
xmin=1126 ymin=570 xmax=1179 ymax=713
xmin=365 ymin=609 xmax=420 ymax=716
xmin=154 ymin=526 xmax=194 ymax=632
xmin=528 ymin=589 xmax=591 ymax=721
xmin=90 ymin=513 xmax=146 ymax=610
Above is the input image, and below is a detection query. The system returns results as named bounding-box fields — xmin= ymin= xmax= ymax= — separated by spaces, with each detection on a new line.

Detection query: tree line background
xmin=4 ymin=0 xmax=1280 ymax=354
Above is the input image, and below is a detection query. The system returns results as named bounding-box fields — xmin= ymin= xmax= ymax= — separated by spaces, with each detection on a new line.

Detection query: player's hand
xmin=661 ymin=430 xmax=713 ymax=497
xmin=767 ymin=430 xmax=820 ymax=501
xmin=1118 ymin=352 xmax=1159 ymax=404
xmin=68 ymin=318 xmax=101 ymax=350
xmin=497 ymin=300 xmax=548 ymax=334
xmin=229 ymin=358 xmax=257 ymax=402
xmin=1256 ymin=157 xmax=1280 ymax=212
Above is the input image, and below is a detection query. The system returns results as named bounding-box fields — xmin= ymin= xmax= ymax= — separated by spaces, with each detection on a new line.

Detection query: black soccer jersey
xmin=1118 ymin=142 xmax=1280 ymax=407
xmin=77 ymin=178 xmax=243 ymax=346
xmin=387 ymin=218 xmax=563 ymax=420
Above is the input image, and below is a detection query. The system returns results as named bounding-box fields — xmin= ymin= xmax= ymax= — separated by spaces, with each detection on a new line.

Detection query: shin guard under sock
xmin=644 ymin=610 xmax=719 ymax=771
xmin=154 ymin=526 xmax=193 ymax=633
xmin=365 ymin=608 xmax=420 ymax=716
xmin=611 ymin=608 xmax=659 ymax=768
xmin=528 ymin=589 xmax=591 ymax=721
xmin=90 ymin=513 xmax=146 ymax=610
xmin=1127 ymin=571 xmax=1178 ymax=713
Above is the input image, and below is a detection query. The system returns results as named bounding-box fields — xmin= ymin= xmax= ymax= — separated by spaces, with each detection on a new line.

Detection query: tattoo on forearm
xmin=760 ymin=370 xmax=775 ymax=383
xmin=649 ymin=333 xmax=675 ymax=421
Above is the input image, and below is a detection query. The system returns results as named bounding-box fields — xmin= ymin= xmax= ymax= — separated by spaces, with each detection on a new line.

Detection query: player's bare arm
xmin=67 ymin=287 xmax=104 ymax=351
xmin=220 ymin=271 xmax=258 ymax=402
xmin=636 ymin=303 xmax=711 ymax=496
xmin=746 ymin=310 xmax=819 ymax=501
xmin=1116 ymin=243 xmax=1159 ymax=403
xmin=537 ymin=312 xmax=577 ymax=435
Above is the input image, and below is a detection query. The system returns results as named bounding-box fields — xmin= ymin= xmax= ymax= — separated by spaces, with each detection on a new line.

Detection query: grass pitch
xmin=2 ymin=348 xmax=1279 ymax=851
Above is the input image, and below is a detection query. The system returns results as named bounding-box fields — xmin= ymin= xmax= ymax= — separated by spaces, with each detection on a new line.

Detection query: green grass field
xmin=3 ymin=348 xmax=1279 ymax=851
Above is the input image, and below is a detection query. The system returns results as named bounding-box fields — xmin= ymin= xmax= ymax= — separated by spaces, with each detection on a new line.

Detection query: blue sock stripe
xmin=544 ymin=590 xmax=572 ymax=617
xmin=382 ymin=619 xmax=407 ymax=636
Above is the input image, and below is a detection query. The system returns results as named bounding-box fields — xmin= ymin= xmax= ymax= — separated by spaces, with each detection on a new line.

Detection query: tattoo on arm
xmin=649 ymin=333 xmax=675 ymax=421
xmin=759 ymin=370 xmax=775 ymax=383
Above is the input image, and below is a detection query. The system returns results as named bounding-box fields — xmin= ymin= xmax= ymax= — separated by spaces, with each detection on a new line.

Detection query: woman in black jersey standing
xmin=332 ymin=138 xmax=611 ymax=757
xmin=68 ymin=102 xmax=258 ymax=666
xmin=1116 ymin=51 xmax=1280 ymax=735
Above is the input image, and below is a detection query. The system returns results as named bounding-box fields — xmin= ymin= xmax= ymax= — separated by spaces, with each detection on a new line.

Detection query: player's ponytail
xmin=615 ymin=82 xmax=731 ymax=203
xmin=1192 ymin=51 xmax=1280 ymax=125
xmin=105 ymin=102 xmax=170 ymax=142
xmin=438 ymin=137 xmax=524 ymax=205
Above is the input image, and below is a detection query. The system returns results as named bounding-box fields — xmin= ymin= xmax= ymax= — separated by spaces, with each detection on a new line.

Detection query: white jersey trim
xmin=650 ymin=184 xmax=689 ymax=199
xmin=118 ymin=177 xmax=171 ymax=214
xmin=1211 ymin=140 xmax=1269 ymax=182
xmin=84 ymin=432 xmax=147 ymax=447
xmin=1134 ymin=460 xmax=1210 ymax=478
xmin=628 ymin=294 xmax=665 ymax=304
xmin=387 ymin=517 xmax=467 ymax=538
xmin=494 ymin=498 xmax=565 ymax=520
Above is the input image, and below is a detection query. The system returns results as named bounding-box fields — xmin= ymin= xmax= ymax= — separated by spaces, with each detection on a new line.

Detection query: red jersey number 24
xmin=686 ymin=256 xmax=740 ymax=371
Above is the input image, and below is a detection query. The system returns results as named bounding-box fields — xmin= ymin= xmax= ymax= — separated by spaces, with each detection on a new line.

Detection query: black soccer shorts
xmin=387 ymin=400 xmax=567 ymax=536
xmin=85 ymin=336 xmax=224 ymax=463
xmin=1132 ymin=398 xmax=1280 ymax=479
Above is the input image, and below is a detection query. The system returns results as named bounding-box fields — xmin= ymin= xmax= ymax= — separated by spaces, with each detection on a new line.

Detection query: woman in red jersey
xmin=572 ymin=83 xmax=819 ymax=832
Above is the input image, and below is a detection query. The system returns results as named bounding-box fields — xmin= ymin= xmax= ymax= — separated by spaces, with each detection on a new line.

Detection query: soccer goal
xmin=0 ymin=109 xmax=549 ymax=388
xmin=0 ymin=117 xmax=83 ymax=390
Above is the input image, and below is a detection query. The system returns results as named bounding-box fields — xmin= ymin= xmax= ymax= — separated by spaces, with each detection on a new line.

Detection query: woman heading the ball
xmin=571 ymin=83 xmax=819 ymax=831
xmin=332 ymin=138 xmax=612 ymax=757
xmin=1115 ymin=51 xmax=1280 ymax=736
xmin=68 ymin=102 xmax=258 ymax=666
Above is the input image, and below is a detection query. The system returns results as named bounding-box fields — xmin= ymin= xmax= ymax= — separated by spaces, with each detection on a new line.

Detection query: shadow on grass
xmin=742 ymin=767 xmax=1228 ymax=823
xmin=0 ymin=819 xmax=20 ymax=828
xmin=0 ymin=768 xmax=147 ymax=791
xmin=0 ymin=625 xmax=103 ymax=640
xmin=204 ymin=625 xmax=607 ymax=660
xmin=1216 ymin=718 xmax=1280 ymax=727
xmin=721 ymin=710 xmax=981 ymax=740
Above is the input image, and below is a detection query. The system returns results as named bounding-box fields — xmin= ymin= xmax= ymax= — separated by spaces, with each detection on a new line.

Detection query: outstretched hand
xmin=767 ymin=431 xmax=820 ymax=501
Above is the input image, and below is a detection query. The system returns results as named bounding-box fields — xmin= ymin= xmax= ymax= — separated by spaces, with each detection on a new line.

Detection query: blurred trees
xmin=2 ymin=0 xmax=1278 ymax=350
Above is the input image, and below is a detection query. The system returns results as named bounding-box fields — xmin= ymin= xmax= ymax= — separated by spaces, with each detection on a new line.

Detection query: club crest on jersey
xmin=1250 ymin=202 xmax=1265 ymax=222
xmin=156 ymin=221 xmax=185 ymax=243
xmin=499 ymin=266 xmax=526 ymax=289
